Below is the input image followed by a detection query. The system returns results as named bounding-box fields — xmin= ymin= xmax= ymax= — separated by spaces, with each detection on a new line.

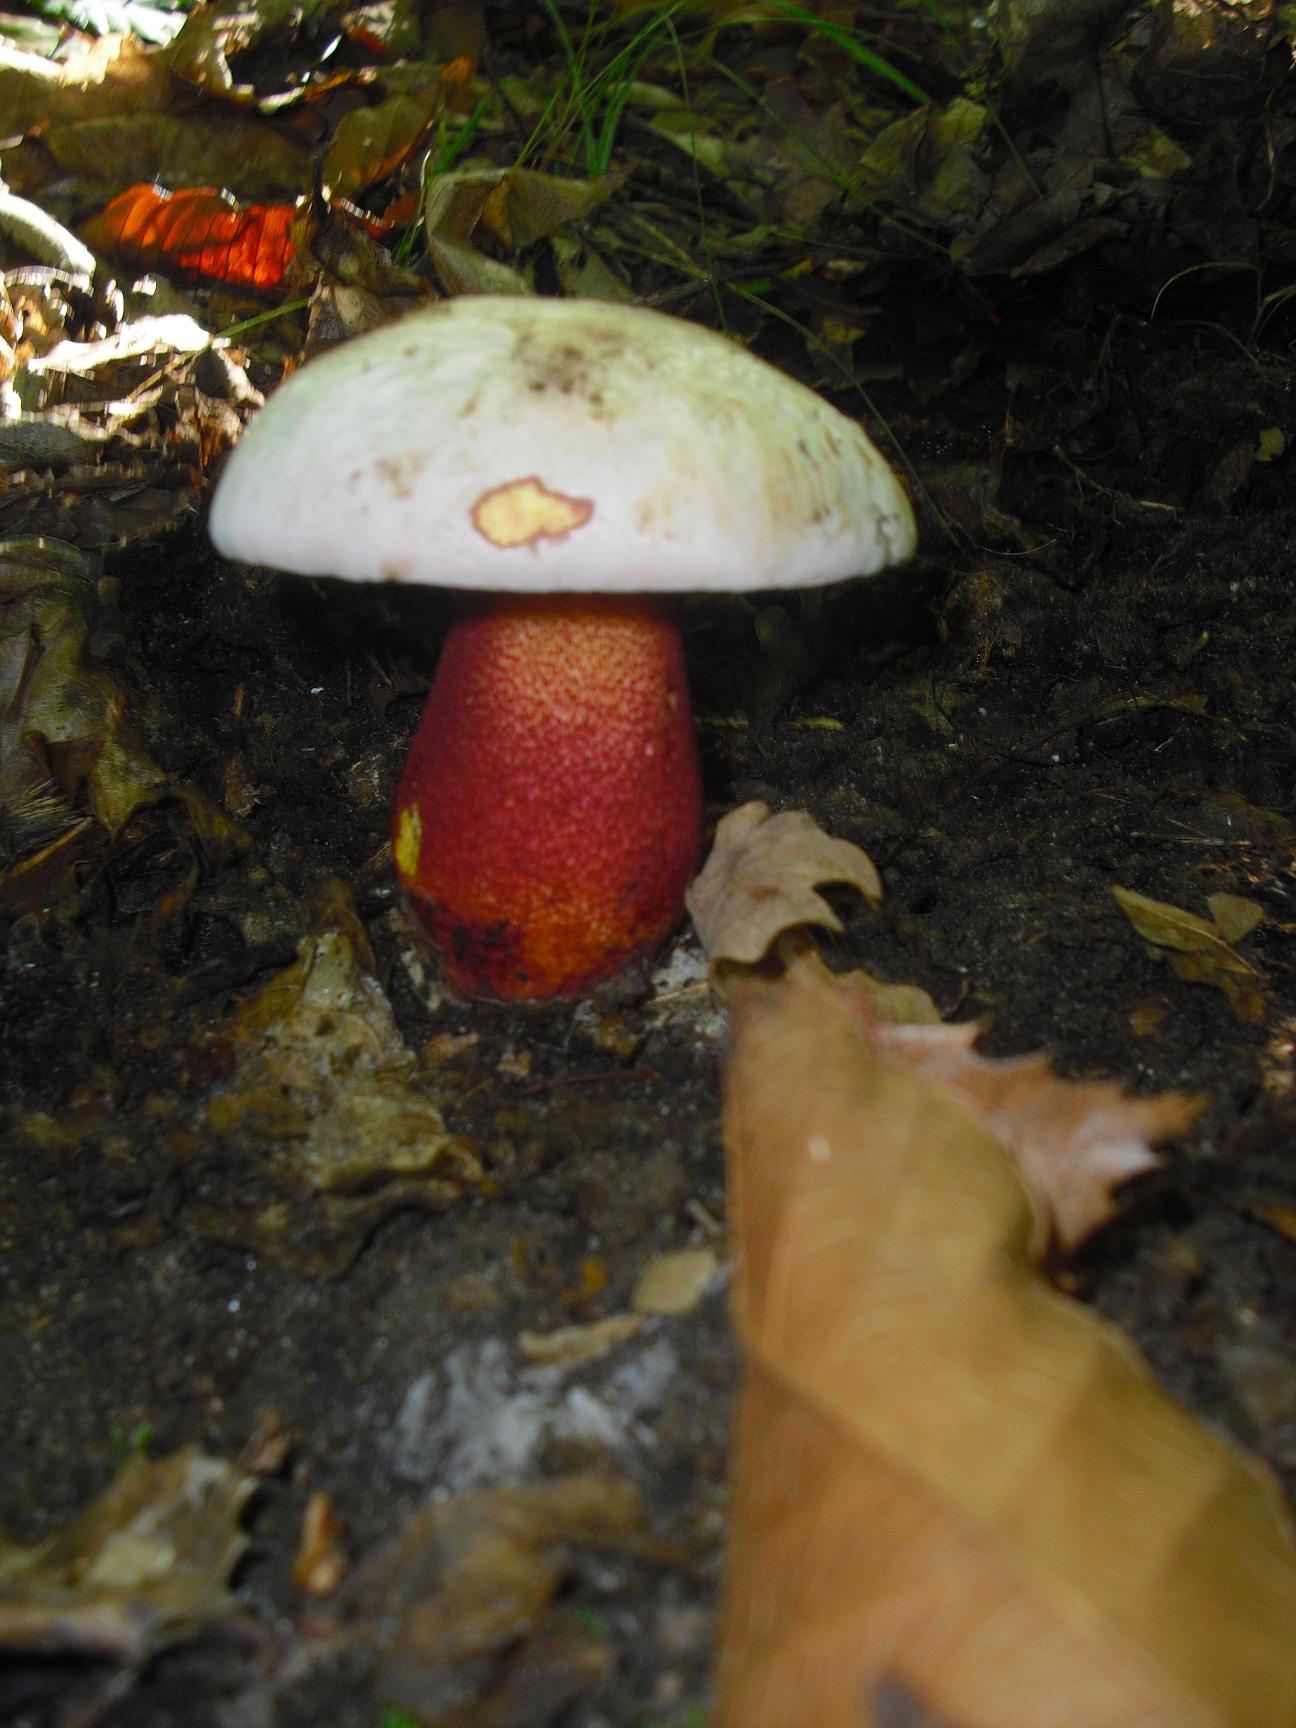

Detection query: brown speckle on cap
xmin=374 ymin=452 xmax=429 ymax=499
xmin=472 ymin=476 xmax=595 ymax=549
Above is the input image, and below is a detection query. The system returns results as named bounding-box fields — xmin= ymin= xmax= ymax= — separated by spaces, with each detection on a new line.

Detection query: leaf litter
xmin=682 ymin=803 xmax=1294 ymax=1718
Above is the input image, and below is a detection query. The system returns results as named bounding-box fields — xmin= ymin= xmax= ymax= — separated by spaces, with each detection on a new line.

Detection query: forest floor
xmin=1 ymin=4 xmax=1295 ymax=1726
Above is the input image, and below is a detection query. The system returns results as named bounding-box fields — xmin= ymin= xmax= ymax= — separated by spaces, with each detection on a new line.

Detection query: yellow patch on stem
xmin=394 ymin=804 xmax=422 ymax=881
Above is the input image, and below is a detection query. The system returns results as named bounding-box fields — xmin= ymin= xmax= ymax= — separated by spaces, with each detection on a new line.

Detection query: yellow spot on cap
xmin=395 ymin=804 xmax=422 ymax=881
xmin=471 ymin=475 xmax=594 ymax=549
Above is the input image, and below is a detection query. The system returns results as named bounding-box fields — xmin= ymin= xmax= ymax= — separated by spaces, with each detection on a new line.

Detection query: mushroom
xmin=208 ymin=296 xmax=916 ymax=1001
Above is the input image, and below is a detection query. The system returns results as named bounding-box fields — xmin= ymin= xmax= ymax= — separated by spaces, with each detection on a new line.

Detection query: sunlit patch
xmin=1261 ymin=1015 xmax=1296 ymax=1100
xmin=471 ymin=475 xmax=594 ymax=549
xmin=394 ymin=804 xmax=422 ymax=881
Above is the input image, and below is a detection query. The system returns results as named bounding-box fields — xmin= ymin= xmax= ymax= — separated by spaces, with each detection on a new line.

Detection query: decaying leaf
xmin=0 ymin=32 xmax=171 ymax=132
xmin=686 ymin=801 xmax=882 ymax=966
xmin=162 ymin=0 xmax=338 ymax=99
xmin=192 ymin=882 xmax=480 ymax=1273
xmin=2 ymin=302 xmax=228 ymax=547
xmin=1113 ymin=884 xmax=1267 ymax=1023
xmin=292 ymin=1491 xmax=348 ymax=1597
xmin=0 ymin=539 xmax=239 ymax=864
xmin=421 ymin=164 xmax=621 ymax=298
xmin=718 ymin=953 xmax=1296 ymax=1728
xmin=322 ymin=80 xmax=447 ymax=198
xmin=338 ymin=1474 xmax=641 ymax=1725
xmin=517 ymin=1314 xmax=644 ymax=1367
xmin=0 ymin=1448 xmax=254 ymax=1666
xmin=40 ymin=111 xmax=311 ymax=203
xmin=631 ymin=1245 xmax=721 ymax=1317
xmin=860 ymin=98 xmax=994 ymax=229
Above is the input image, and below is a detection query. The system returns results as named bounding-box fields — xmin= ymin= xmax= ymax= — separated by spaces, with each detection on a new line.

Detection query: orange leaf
xmin=81 ymin=183 xmax=299 ymax=292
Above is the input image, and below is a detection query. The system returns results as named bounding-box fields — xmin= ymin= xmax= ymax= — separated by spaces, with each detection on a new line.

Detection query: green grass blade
xmin=724 ymin=1 xmax=929 ymax=107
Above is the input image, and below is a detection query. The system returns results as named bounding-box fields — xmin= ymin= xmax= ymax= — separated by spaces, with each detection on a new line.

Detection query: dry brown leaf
xmin=686 ymin=801 xmax=882 ymax=965
xmin=322 ymin=83 xmax=446 ymax=198
xmin=851 ymin=991 xmax=1202 ymax=1253
xmin=718 ymin=954 xmax=1296 ymax=1728
xmin=293 ymin=1491 xmax=348 ymax=1597
xmin=340 ymin=1474 xmax=642 ymax=1724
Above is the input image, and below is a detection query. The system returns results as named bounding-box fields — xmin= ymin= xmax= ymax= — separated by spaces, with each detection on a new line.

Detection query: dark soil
xmin=3 ymin=6 xmax=1296 ymax=1727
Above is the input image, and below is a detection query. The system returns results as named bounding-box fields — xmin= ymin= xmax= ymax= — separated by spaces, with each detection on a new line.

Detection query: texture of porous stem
xmin=393 ymin=594 xmax=703 ymax=1001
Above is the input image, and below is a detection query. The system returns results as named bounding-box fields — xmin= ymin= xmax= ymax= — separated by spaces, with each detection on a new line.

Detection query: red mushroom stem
xmin=392 ymin=593 xmax=703 ymax=1001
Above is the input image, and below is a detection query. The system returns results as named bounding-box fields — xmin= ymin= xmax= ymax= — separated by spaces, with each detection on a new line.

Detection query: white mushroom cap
xmin=209 ymin=296 xmax=916 ymax=594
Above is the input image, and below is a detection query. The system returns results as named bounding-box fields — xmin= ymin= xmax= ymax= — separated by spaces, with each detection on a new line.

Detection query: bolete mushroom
xmin=208 ymin=296 xmax=915 ymax=1001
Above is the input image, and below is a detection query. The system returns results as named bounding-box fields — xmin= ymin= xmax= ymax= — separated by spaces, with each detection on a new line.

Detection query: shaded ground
xmin=2 ymin=4 xmax=1296 ymax=1726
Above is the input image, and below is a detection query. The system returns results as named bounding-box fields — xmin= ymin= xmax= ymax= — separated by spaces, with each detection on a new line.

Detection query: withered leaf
xmin=41 ymin=113 xmax=309 ymax=203
xmin=1113 ymin=884 xmax=1266 ymax=1023
xmin=0 ymin=538 xmax=239 ymax=852
xmin=0 ymin=1448 xmax=254 ymax=1666
xmin=421 ymin=165 xmax=620 ymax=297
xmin=718 ymin=954 xmax=1296 ymax=1728
xmin=340 ymin=1474 xmax=642 ymax=1725
xmin=0 ymin=33 xmax=171 ymax=132
xmin=834 ymin=967 xmax=1200 ymax=1252
xmin=193 ymin=882 xmax=479 ymax=1273
xmin=686 ymin=801 xmax=882 ymax=966
xmin=323 ymin=83 xmax=446 ymax=199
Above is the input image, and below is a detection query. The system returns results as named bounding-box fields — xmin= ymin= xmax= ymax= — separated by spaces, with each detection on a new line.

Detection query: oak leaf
xmin=718 ymin=954 xmax=1296 ymax=1728
xmin=686 ymin=801 xmax=882 ymax=966
xmin=855 ymin=992 xmax=1201 ymax=1252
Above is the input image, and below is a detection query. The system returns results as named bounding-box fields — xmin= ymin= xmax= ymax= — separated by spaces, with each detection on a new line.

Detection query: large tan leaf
xmin=718 ymin=954 xmax=1296 ymax=1728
